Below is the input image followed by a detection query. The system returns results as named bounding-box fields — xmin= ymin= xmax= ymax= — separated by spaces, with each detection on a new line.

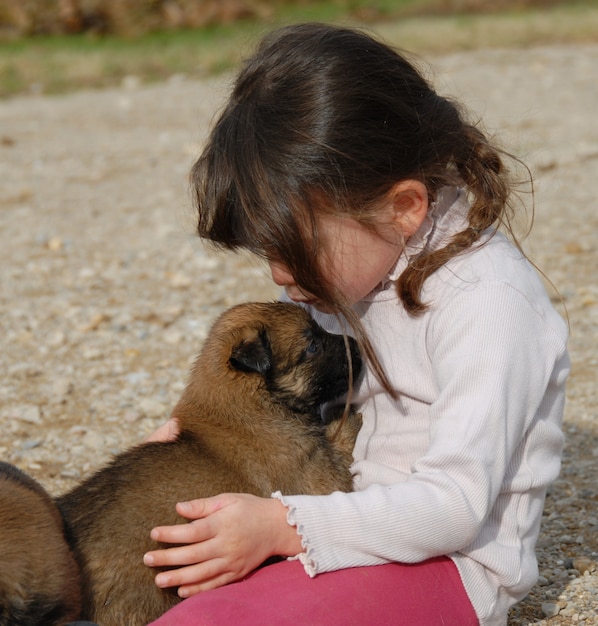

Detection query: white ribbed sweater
xmin=275 ymin=188 xmax=569 ymax=625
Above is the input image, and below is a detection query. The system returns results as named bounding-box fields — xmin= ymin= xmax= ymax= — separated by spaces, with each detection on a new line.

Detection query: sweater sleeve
xmin=274 ymin=282 xmax=568 ymax=576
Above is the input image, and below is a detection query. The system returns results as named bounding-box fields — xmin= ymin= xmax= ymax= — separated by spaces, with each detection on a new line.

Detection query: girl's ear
xmin=387 ymin=180 xmax=429 ymax=238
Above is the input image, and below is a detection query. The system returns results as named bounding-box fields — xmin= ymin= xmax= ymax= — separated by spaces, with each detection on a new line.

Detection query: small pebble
xmin=82 ymin=431 xmax=106 ymax=451
xmin=571 ymin=557 xmax=596 ymax=575
xmin=8 ymin=404 xmax=42 ymax=424
xmin=51 ymin=377 xmax=74 ymax=401
xmin=542 ymin=602 xmax=561 ymax=618
xmin=168 ymin=272 xmax=192 ymax=288
xmin=20 ymin=438 xmax=43 ymax=451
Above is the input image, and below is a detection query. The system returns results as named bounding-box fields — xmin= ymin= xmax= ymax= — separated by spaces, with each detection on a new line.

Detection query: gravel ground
xmin=1 ymin=43 xmax=597 ymax=624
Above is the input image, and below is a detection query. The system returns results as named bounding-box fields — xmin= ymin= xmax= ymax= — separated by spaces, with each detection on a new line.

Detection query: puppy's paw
xmin=325 ymin=411 xmax=362 ymax=453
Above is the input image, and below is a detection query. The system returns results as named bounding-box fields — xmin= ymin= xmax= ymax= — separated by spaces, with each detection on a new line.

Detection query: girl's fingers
xmin=144 ymin=417 xmax=179 ymax=442
xmin=151 ymin=495 xmax=247 ymax=542
xmin=150 ymin=519 xmax=206 ymax=545
xmin=176 ymin=495 xmax=231 ymax=520
xmin=153 ymin=558 xmax=229 ymax=592
xmin=144 ymin=541 xmax=207 ymax=568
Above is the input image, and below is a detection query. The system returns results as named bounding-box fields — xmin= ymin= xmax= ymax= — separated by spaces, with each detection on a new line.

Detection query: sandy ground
xmin=1 ymin=43 xmax=597 ymax=624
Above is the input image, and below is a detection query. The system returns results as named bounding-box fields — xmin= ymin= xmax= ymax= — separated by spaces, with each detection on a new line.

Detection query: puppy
xmin=56 ymin=301 xmax=362 ymax=625
xmin=0 ymin=461 xmax=81 ymax=626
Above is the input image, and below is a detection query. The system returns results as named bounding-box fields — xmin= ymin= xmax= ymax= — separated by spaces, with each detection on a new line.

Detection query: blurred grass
xmin=1 ymin=0 xmax=598 ymax=98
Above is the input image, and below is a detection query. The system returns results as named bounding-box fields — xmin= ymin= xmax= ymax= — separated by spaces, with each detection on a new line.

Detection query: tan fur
xmin=0 ymin=462 xmax=81 ymax=626
xmin=54 ymin=302 xmax=362 ymax=625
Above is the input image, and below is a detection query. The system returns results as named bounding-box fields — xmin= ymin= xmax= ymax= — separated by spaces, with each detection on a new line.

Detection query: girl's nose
xmin=269 ymin=262 xmax=294 ymax=287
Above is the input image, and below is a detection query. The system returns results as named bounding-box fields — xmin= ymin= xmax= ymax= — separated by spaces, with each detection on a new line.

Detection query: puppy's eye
xmin=306 ymin=340 xmax=319 ymax=354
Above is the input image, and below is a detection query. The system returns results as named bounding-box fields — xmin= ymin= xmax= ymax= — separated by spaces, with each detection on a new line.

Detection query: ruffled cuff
xmin=272 ymin=490 xmax=317 ymax=577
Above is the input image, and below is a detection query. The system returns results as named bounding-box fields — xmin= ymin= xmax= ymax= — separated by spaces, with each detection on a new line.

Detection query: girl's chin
xmin=287 ymin=295 xmax=332 ymax=314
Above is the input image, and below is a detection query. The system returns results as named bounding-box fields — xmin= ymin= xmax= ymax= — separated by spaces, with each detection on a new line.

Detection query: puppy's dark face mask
xmin=228 ymin=305 xmax=362 ymax=415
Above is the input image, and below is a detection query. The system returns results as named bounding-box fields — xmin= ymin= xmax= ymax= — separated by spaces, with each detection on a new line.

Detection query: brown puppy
xmin=0 ymin=461 xmax=82 ymax=626
xmin=56 ymin=301 xmax=362 ymax=626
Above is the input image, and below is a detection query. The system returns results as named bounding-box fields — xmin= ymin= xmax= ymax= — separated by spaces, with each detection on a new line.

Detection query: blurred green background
xmin=1 ymin=0 xmax=597 ymax=97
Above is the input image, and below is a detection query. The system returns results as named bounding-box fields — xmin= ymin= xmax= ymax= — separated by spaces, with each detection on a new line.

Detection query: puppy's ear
xmin=229 ymin=332 xmax=271 ymax=375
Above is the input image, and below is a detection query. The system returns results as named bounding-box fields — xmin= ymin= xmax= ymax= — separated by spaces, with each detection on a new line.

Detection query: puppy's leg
xmin=324 ymin=411 xmax=362 ymax=472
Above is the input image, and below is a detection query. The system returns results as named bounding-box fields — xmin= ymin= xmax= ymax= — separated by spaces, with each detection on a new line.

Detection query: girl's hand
xmin=143 ymin=494 xmax=303 ymax=597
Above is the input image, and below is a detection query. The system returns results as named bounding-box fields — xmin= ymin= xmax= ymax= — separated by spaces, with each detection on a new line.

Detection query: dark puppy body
xmin=0 ymin=462 xmax=81 ymax=626
xmin=56 ymin=302 xmax=362 ymax=625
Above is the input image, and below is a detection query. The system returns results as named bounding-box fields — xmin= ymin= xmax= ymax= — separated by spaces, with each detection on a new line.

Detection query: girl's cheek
xmin=269 ymin=262 xmax=295 ymax=287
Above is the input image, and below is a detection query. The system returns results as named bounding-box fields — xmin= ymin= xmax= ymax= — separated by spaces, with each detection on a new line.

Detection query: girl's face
xmin=269 ymin=181 xmax=429 ymax=312
xmin=269 ymin=212 xmax=404 ymax=312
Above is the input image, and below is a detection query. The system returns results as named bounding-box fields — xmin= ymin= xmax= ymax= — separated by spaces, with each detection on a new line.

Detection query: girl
xmin=143 ymin=23 xmax=569 ymax=625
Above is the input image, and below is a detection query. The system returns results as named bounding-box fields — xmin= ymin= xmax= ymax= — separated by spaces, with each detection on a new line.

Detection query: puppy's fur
xmin=0 ymin=462 xmax=81 ymax=626
xmin=53 ymin=301 xmax=362 ymax=625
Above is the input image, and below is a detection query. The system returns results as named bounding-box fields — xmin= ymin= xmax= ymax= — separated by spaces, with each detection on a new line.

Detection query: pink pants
xmin=148 ymin=557 xmax=478 ymax=625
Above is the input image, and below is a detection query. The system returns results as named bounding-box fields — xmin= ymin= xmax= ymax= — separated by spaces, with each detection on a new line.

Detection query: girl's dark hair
xmin=191 ymin=22 xmax=519 ymax=394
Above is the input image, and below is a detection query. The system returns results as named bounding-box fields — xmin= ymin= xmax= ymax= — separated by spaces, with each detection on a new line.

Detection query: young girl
xmin=143 ymin=23 xmax=569 ymax=625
